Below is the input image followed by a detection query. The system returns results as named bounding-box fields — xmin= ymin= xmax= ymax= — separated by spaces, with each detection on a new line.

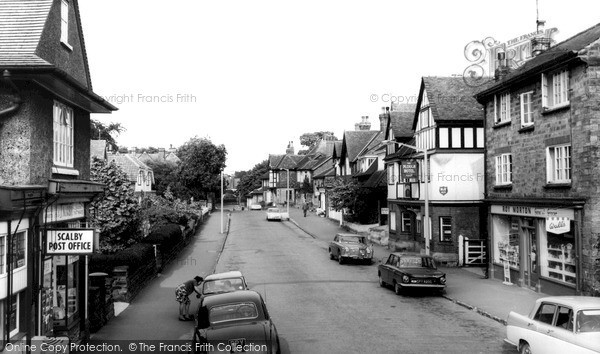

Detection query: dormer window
xmin=60 ymin=0 xmax=72 ymax=49
xmin=53 ymin=101 xmax=74 ymax=168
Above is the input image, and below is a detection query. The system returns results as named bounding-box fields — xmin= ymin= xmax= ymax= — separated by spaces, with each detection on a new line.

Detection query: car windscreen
xmin=209 ymin=302 xmax=259 ymax=324
xmin=267 ymin=208 xmax=280 ymax=212
xmin=203 ymin=278 xmax=245 ymax=294
xmin=340 ymin=237 xmax=365 ymax=244
xmin=398 ymin=257 xmax=436 ymax=268
xmin=577 ymin=309 xmax=600 ymax=333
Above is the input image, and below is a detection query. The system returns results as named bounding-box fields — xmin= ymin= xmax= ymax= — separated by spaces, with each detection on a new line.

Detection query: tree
xmin=299 ymin=131 xmax=338 ymax=154
xmin=300 ymin=175 xmax=313 ymax=199
xmin=145 ymin=159 xmax=182 ymax=197
xmin=237 ymin=160 xmax=268 ymax=200
xmin=90 ymin=119 xmax=125 ymax=151
xmin=328 ymin=177 xmax=360 ymax=213
xmin=176 ymin=137 xmax=227 ymax=200
xmin=90 ymin=157 xmax=141 ymax=253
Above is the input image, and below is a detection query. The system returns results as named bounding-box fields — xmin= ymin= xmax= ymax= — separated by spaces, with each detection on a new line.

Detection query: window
xmin=147 ymin=172 xmax=152 ymax=186
xmin=53 ymin=101 xmax=74 ymax=168
xmin=534 ymin=303 xmax=557 ymax=325
xmin=476 ymin=128 xmax=485 ymax=148
xmin=494 ymin=93 xmax=511 ymax=124
xmin=137 ymin=171 xmax=143 ymax=185
xmin=464 ymin=128 xmax=474 ymax=148
xmin=495 ymin=153 xmax=512 ymax=185
xmin=387 ymin=163 xmax=396 ymax=184
xmin=390 ymin=210 xmax=396 ymax=231
xmin=451 ymin=128 xmax=462 ymax=148
xmin=556 ymin=306 xmax=573 ymax=330
xmin=542 ymin=70 xmax=569 ymax=109
xmin=520 ymin=91 xmax=534 ymax=126
xmin=439 ymin=128 xmax=449 ymax=148
xmin=440 ymin=217 xmax=452 ymax=242
xmin=60 ymin=0 xmax=69 ymax=45
xmin=0 ymin=235 xmax=4 ymax=274
xmin=546 ymin=145 xmax=571 ymax=183
xmin=401 ymin=212 xmax=412 ymax=232
xmin=54 ymin=256 xmax=79 ymax=328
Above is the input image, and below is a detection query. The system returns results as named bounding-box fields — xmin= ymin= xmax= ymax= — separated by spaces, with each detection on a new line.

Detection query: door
xmin=521 ymin=218 xmax=539 ymax=290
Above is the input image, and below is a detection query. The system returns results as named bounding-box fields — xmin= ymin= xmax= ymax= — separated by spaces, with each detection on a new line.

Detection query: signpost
xmin=46 ymin=229 xmax=94 ymax=255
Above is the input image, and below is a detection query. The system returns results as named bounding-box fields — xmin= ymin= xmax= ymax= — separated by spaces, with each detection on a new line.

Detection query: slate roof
xmin=363 ymin=170 xmax=387 ymax=188
xmin=138 ymin=151 xmax=181 ymax=164
xmin=476 ymin=22 xmax=600 ymax=98
xmin=269 ymin=154 xmax=304 ymax=170
xmin=313 ymin=165 xmax=335 ymax=179
xmin=354 ymin=159 xmax=378 ymax=178
xmin=356 ymin=131 xmax=384 ymax=159
xmin=342 ymin=130 xmax=379 ymax=162
xmin=0 ymin=0 xmax=53 ymax=67
xmin=389 ymin=111 xmax=415 ymax=139
xmin=107 ymin=153 xmax=153 ymax=183
xmin=413 ymin=77 xmax=483 ymax=130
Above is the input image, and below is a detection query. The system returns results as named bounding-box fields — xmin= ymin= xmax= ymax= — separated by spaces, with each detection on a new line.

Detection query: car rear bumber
xmin=200 ymin=322 xmax=272 ymax=354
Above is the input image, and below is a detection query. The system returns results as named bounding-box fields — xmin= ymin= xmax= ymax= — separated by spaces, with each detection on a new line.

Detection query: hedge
xmin=89 ymin=243 xmax=155 ymax=274
xmin=141 ymin=223 xmax=183 ymax=252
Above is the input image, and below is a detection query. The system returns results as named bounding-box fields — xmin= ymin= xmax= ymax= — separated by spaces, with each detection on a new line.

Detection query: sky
xmin=78 ymin=0 xmax=600 ymax=174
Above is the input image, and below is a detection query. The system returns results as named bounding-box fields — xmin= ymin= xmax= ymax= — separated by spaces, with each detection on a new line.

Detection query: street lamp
xmin=284 ymin=168 xmax=290 ymax=218
xmin=383 ymin=139 xmax=430 ymax=255
xmin=220 ymin=170 xmax=224 ymax=234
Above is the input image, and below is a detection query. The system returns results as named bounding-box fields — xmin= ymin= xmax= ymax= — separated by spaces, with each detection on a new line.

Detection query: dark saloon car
xmin=378 ymin=253 xmax=446 ymax=295
xmin=328 ymin=233 xmax=373 ymax=264
xmin=192 ymin=290 xmax=280 ymax=354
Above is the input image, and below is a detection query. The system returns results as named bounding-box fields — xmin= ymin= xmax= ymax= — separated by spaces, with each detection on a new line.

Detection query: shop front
xmin=489 ymin=203 xmax=583 ymax=295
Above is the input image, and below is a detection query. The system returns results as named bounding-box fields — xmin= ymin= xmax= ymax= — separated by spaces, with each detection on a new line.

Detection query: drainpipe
xmin=0 ymin=70 xmax=22 ymax=118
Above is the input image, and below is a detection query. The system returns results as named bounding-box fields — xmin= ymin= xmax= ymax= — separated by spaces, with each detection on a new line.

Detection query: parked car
xmin=200 ymin=271 xmax=248 ymax=300
xmin=377 ymin=253 xmax=446 ymax=295
xmin=328 ymin=233 xmax=373 ymax=264
xmin=266 ymin=208 xmax=283 ymax=221
xmin=505 ymin=296 xmax=600 ymax=354
xmin=192 ymin=290 xmax=281 ymax=354
xmin=249 ymin=204 xmax=262 ymax=210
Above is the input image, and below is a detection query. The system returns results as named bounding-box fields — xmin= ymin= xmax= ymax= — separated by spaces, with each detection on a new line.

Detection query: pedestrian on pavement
xmin=302 ymin=202 xmax=309 ymax=217
xmin=175 ymin=275 xmax=203 ymax=321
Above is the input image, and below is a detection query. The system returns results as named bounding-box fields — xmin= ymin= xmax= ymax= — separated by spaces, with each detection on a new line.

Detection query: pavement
xmin=286 ymin=206 xmax=547 ymax=326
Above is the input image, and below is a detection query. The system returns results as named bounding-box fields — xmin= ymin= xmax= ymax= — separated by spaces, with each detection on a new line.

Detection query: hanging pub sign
xmin=401 ymin=160 xmax=418 ymax=180
xmin=546 ymin=217 xmax=570 ymax=234
xmin=46 ymin=229 xmax=95 ymax=255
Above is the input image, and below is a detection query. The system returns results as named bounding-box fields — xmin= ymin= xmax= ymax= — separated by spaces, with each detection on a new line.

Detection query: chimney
xmin=158 ymin=147 xmax=166 ymax=159
xmin=286 ymin=141 xmax=294 ymax=155
xmin=531 ymin=20 xmax=551 ymax=57
xmin=356 ymin=116 xmax=371 ymax=131
xmin=494 ymin=50 xmax=510 ymax=81
xmin=129 ymin=146 xmax=137 ymax=154
xmin=379 ymin=107 xmax=390 ymax=132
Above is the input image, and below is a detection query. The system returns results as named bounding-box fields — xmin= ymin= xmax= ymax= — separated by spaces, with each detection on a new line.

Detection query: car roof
xmin=204 ymin=271 xmax=244 ymax=281
xmin=336 ymin=233 xmax=361 ymax=237
xmin=201 ymin=290 xmax=262 ymax=308
xmin=390 ymin=252 xmax=433 ymax=259
xmin=536 ymin=296 xmax=600 ymax=309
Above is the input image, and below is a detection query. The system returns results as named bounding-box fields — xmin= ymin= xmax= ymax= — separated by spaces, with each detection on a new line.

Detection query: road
xmin=215 ymin=210 xmax=514 ymax=353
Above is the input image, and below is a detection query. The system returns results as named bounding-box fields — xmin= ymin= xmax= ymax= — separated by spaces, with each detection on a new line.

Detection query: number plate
xmin=423 ymin=280 xmax=433 ymax=284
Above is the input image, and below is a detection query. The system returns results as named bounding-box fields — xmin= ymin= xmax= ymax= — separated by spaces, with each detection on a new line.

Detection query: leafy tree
xmin=299 ymin=131 xmax=338 ymax=153
xmin=90 ymin=119 xmax=125 ymax=151
xmin=300 ymin=175 xmax=313 ymax=198
xmin=144 ymin=159 xmax=182 ymax=197
xmin=328 ymin=177 xmax=359 ymax=212
xmin=176 ymin=137 xmax=227 ymax=200
xmin=90 ymin=157 xmax=141 ymax=253
xmin=237 ymin=160 xmax=268 ymax=199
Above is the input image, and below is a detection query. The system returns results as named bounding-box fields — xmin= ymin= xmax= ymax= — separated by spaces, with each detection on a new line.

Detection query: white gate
xmin=464 ymin=239 xmax=487 ymax=266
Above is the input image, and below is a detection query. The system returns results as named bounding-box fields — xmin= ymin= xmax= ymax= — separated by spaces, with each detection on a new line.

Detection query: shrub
xmin=141 ymin=223 xmax=183 ymax=253
xmin=89 ymin=243 xmax=155 ymax=274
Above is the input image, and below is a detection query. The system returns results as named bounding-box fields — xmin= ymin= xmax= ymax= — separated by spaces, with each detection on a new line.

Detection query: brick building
xmin=475 ymin=23 xmax=600 ymax=295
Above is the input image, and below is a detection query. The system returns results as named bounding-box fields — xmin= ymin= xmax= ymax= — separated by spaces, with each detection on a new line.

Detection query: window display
xmin=493 ymin=215 xmax=520 ymax=269
xmin=54 ymin=255 xmax=79 ymax=327
xmin=540 ymin=220 xmax=576 ymax=285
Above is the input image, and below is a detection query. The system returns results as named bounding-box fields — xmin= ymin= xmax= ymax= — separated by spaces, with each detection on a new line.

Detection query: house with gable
xmin=0 ymin=0 xmax=116 ymax=346
xmin=294 ymin=134 xmax=338 ymax=206
xmin=474 ymin=22 xmax=600 ymax=295
xmin=107 ymin=152 xmax=155 ymax=200
xmin=386 ymin=77 xmax=485 ymax=264
xmin=137 ymin=145 xmax=180 ymax=165
xmin=266 ymin=142 xmax=304 ymax=206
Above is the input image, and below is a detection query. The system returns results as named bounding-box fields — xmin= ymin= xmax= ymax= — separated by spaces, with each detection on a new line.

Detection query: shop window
xmin=54 ymin=256 xmax=79 ymax=328
xmin=0 ymin=293 xmax=20 ymax=340
xmin=10 ymin=231 xmax=26 ymax=270
xmin=540 ymin=220 xmax=576 ymax=286
xmin=493 ymin=215 xmax=520 ymax=268
xmin=439 ymin=217 xmax=452 ymax=242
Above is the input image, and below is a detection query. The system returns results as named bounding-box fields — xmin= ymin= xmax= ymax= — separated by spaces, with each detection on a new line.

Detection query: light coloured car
xmin=265 ymin=207 xmax=285 ymax=221
xmin=249 ymin=203 xmax=262 ymax=210
xmin=200 ymin=271 xmax=248 ymax=300
xmin=328 ymin=233 xmax=373 ymax=264
xmin=505 ymin=296 xmax=600 ymax=354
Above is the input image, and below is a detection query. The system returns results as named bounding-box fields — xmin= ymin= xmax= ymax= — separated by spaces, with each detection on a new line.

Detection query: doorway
xmin=521 ymin=218 xmax=539 ymax=290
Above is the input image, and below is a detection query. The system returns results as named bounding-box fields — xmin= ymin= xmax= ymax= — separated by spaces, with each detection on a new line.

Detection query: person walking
xmin=302 ymin=202 xmax=309 ymax=217
xmin=175 ymin=275 xmax=203 ymax=321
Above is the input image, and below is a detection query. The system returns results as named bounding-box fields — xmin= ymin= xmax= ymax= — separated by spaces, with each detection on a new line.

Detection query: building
xmin=0 ymin=0 xmax=116 ymax=348
xmin=386 ymin=77 xmax=485 ymax=264
xmin=107 ymin=152 xmax=155 ymax=200
xmin=137 ymin=145 xmax=180 ymax=165
xmin=475 ymin=23 xmax=600 ymax=295
xmin=266 ymin=142 xmax=303 ymax=206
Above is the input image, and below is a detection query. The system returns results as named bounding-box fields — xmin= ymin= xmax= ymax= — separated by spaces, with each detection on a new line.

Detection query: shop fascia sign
xmin=546 ymin=217 xmax=570 ymax=234
xmin=46 ymin=229 xmax=95 ymax=255
xmin=491 ymin=205 xmax=573 ymax=234
xmin=42 ymin=202 xmax=85 ymax=223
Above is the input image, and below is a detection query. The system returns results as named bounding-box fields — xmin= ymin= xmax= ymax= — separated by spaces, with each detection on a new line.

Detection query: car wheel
xmin=394 ymin=282 xmax=402 ymax=295
xmin=338 ymin=255 xmax=344 ymax=264
xmin=519 ymin=342 xmax=531 ymax=354
xmin=378 ymin=274 xmax=386 ymax=287
xmin=329 ymin=250 xmax=334 ymax=260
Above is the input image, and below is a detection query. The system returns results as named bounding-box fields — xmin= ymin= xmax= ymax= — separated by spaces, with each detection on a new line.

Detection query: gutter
xmin=0 ymin=70 xmax=22 ymax=118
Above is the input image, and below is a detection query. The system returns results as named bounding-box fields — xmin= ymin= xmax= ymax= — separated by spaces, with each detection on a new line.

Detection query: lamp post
xmin=383 ymin=140 xmax=430 ymax=255
xmin=284 ymin=168 xmax=290 ymax=218
xmin=220 ymin=170 xmax=224 ymax=234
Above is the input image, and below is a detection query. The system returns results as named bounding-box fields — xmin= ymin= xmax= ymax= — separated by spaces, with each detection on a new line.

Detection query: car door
xmin=548 ymin=306 xmax=587 ymax=354
xmin=331 ymin=235 xmax=340 ymax=256
xmin=384 ymin=255 xmax=398 ymax=284
xmin=531 ymin=302 xmax=576 ymax=353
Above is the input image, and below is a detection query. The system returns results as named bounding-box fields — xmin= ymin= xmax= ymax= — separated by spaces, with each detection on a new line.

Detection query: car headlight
xmin=366 ymin=248 xmax=372 ymax=253
xmin=440 ymin=276 xmax=446 ymax=284
xmin=344 ymin=247 xmax=349 ymax=252
xmin=402 ymin=275 xmax=410 ymax=283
